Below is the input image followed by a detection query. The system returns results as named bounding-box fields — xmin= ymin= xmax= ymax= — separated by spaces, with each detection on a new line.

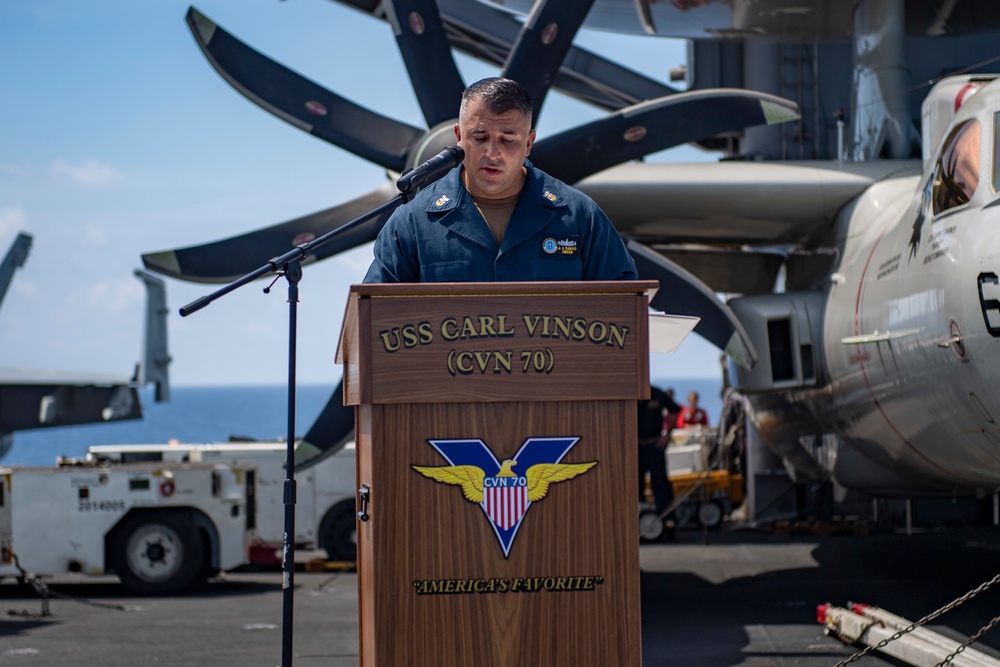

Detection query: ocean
xmin=1 ymin=378 xmax=723 ymax=467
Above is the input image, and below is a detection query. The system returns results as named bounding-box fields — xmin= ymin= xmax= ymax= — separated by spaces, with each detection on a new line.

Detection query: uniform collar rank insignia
xmin=543 ymin=190 xmax=558 ymax=202
xmin=434 ymin=194 xmax=450 ymax=207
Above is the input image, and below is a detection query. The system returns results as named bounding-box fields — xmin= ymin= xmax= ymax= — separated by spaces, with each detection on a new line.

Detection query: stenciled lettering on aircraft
xmin=977 ymin=272 xmax=1000 ymax=336
xmin=923 ymin=225 xmax=957 ymax=265
xmin=412 ymin=575 xmax=605 ymax=596
xmin=375 ymin=312 xmax=631 ymax=377
xmin=876 ymin=253 xmax=901 ymax=280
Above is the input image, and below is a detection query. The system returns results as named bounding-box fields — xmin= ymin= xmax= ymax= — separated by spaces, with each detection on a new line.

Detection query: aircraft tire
xmin=109 ymin=511 xmax=204 ymax=595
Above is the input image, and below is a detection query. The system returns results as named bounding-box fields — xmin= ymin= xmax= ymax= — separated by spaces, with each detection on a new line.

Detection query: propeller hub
xmin=406 ymin=121 xmax=460 ymax=171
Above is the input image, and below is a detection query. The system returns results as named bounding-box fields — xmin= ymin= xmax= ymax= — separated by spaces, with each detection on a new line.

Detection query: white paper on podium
xmin=648 ymin=313 xmax=700 ymax=354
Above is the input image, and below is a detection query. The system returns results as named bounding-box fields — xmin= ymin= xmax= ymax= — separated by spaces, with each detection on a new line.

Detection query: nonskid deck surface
xmin=0 ymin=529 xmax=998 ymax=666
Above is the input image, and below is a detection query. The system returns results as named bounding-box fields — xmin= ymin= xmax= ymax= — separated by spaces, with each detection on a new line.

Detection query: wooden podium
xmin=336 ymin=281 xmax=657 ymax=667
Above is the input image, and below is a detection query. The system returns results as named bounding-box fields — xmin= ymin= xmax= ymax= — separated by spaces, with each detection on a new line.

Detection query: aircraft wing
xmin=579 ymin=159 xmax=922 ymax=294
xmin=0 ymin=368 xmax=141 ymax=465
xmin=0 ymin=368 xmax=142 ymax=431
xmin=578 ymin=159 xmax=921 ymax=244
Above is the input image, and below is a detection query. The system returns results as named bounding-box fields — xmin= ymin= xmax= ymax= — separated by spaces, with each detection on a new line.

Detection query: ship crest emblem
xmin=412 ymin=437 xmax=596 ymax=557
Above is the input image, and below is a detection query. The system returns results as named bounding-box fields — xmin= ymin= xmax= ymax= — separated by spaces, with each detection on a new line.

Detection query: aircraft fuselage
xmin=741 ymin=80 xmax=1000 ymax=495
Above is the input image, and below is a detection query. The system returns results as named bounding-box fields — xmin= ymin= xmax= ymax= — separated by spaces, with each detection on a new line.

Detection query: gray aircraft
xmin=0 ymin=232 xmax=171 ymax=460
xmin=142 ymin=0 xmax=1000 ymax=511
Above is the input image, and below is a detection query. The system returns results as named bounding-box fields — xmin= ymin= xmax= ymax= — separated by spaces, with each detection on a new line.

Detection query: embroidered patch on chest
xmin=542 ymin=236 xmax=579 ymax=255
xmin=556 ymin=237 xmax=578 ymax=255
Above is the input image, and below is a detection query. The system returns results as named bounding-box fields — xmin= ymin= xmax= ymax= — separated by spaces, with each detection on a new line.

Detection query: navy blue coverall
xmin=363 ymin=161 xmax=637 ymax=283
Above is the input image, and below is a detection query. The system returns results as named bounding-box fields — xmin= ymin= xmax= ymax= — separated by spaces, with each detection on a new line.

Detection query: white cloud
xmin=0 ymin=163 xmax=28 ymax=177
xmin=0 ymin=206 xmax=28 ymax=238
xmin=12 ymin=279 xmax=38 ymax=299
xmin=50 ymin=158 xmax=125 ymax=188
xmin=85 ymin=278 xmax=143 ymax=312
xmin=83 ymin=224 xmax=107 ymax=247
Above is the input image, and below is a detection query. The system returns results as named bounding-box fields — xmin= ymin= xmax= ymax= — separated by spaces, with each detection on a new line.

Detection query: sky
xmin=0 ymin=0 xmax=725 ymax=389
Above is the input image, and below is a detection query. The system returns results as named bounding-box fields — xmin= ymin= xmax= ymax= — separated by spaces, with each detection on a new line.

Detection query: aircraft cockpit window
xmin=933 ymin=118 xmax=980 ymax=216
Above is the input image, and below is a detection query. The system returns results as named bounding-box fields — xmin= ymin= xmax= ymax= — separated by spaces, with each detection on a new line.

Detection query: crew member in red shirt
xmin=677 ymin=390 xmax=709 ymax=428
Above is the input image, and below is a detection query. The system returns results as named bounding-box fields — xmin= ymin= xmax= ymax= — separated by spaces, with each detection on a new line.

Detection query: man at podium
xmin=363 ymin=77 xmax=637 ymax=283
xmin=350 ymin=82 xmax=648 ymax=665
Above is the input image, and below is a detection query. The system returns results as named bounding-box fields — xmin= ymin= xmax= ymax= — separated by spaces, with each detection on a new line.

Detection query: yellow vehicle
xmin=639 ymin=469 xmax=744 ymax=540
xmin=670 ymin=469 xmax=745 ymax=529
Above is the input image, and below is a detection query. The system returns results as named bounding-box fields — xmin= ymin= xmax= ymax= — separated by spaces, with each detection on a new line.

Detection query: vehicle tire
xmin=109 ymin=511 xmax=204 ymax=595
xmin=638 ymin=510 xmax=665 ymax=542
xmin=696 ymin=501 xmax=724 ymax=529
xmin=318 ymin=500 xmax=357 ymax=562
xmin=674 ymin=502 xmax=696 ymax=527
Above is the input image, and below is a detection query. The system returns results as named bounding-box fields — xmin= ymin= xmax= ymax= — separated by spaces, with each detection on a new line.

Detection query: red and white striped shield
xmin=482 ymin=479 xmax=529 ymax=531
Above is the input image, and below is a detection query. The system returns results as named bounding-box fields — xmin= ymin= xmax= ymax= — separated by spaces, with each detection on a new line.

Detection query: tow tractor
xmin=0 ymin=459 xmax=256 ymax=595
xmin=86 ymin=439 xmax=358 ymax=565
xmin=670 ymin=468 xmax=745 ymax=529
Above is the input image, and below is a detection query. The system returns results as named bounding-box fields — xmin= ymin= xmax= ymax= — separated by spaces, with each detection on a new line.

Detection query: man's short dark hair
xmin=460 ymin=77 xmax=533 ymax=128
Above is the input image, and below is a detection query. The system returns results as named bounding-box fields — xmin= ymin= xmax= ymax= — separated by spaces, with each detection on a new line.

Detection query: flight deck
xmin=1 ymin=526 xmax=998 ymax=666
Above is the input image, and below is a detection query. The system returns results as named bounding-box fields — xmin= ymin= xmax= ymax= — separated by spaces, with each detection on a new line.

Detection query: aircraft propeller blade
xmin=501 ymin=0 xmax=597 ymax=122
xmin=385 ymin=0 xmax=465 ymax=128
xmin=142 ymin=182 xmax=398 ymax=284
xmin=301 ymin=378 xmax=355 ymax=458
xmin=160 ymin=4 xmax=797 ymax=290
xmin=186 ymin=6 xmax=423 ymax=172
xmin=532 ymin=89 xmax=800 ymax=185
xmin=334 ymin=0 xmax=681 ymax=111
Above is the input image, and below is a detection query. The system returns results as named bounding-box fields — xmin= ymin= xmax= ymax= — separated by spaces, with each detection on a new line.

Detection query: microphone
xmin=396 ymin=146 xmax=465 ymax=201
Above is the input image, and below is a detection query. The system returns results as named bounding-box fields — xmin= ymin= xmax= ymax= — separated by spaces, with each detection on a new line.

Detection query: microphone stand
xmin=180 ymin=192 xmax=406 ymax=667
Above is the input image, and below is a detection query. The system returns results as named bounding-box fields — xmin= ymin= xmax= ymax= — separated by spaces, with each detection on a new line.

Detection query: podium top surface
xmin=346 ymin=280 xmax=659 ymax=299
xmin=337 ymin=281 xmax=656 ymax=405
